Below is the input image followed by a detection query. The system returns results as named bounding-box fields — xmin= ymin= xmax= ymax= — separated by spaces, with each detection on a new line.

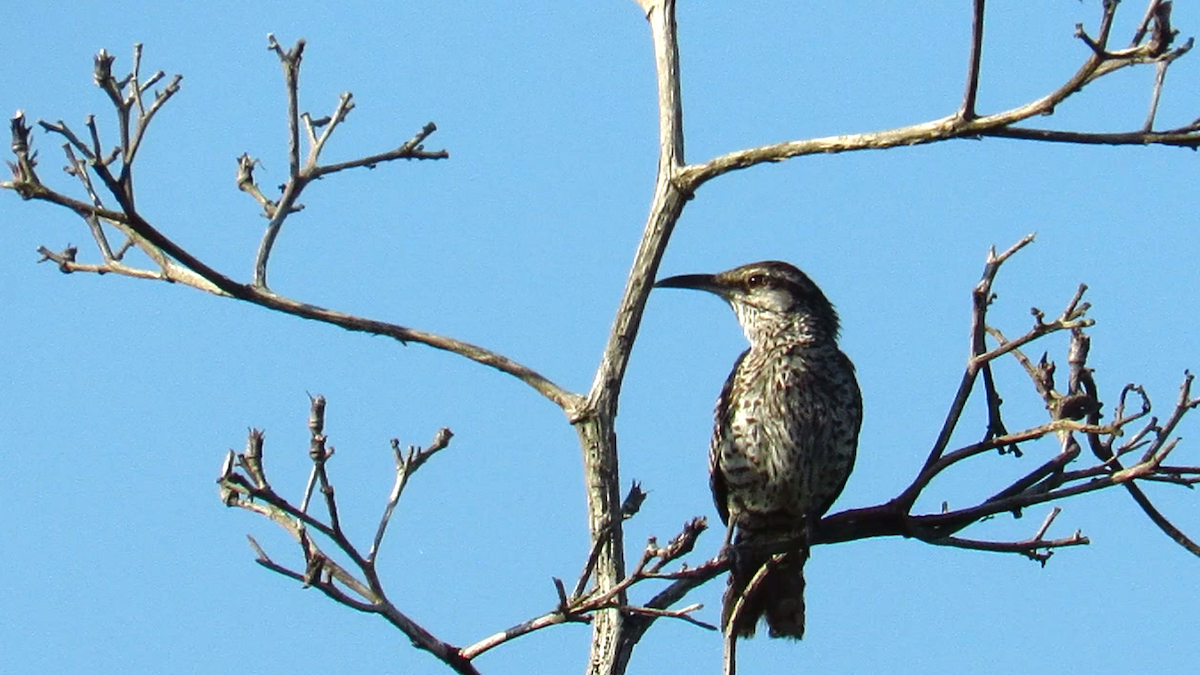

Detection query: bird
xmin=654 ymin=260 xmax=862 ymax=639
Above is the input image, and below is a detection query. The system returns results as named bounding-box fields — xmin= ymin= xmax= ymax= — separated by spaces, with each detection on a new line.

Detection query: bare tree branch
xmin=4 ymin=58 xmax=577 ymax=413
xmin=369 ymin=428 xmax=454 ymax=563
xmin=676 ymin=2 xmax=1198 ymax=191
xmin=461 ymin=516 xmax=711 ymax=661
xmin=930 ymin=507 xmax=1088 ymax=565
xmin=575 ymin=2 xmax=687 ymax=672
xmin=218 ymin=397 xmax=479 ymax=675
xmin=958 ymin=0 xmax=987 ymax=122
xmin=250 ymin=37 xmax=448 ymax=290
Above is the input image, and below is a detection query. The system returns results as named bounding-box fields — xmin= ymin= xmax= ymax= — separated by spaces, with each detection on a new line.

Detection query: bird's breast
xmin=713 ymin=342 xmax=859 ymax=524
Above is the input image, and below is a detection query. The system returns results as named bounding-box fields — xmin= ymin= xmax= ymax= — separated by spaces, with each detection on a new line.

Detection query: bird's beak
xmin=653 ymin=273 xmax=726 ymax=296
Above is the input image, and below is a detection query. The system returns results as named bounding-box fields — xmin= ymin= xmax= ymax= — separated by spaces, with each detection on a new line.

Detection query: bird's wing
xmin=709 ymin=348 xmax=749 ymax=526
xmin=812 ymin=348 xmax=864 ymax=518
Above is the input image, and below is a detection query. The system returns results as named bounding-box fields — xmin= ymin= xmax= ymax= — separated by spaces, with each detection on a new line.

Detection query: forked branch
xmin=2 ymin=44 xmax=579 ymax=414
xmin=676 ymin=0 xmax=1199 ymax=190
xmin=217 ymin=397 xmax=477 ymax=675
xmin=461 ymin=516 xmax=714 ymax=661
xmin=250 ymin=36 xmax=447 ymax=290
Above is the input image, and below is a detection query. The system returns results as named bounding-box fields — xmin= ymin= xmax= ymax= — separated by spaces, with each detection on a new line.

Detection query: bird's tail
xmin=722 ymin=530 xmax=809 ymax=639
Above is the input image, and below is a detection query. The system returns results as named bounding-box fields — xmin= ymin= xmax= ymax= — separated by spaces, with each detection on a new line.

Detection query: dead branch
xmin=461 ymin=516 xmax=712 ymax=661
xmin=217 ymin=396 xmax=476 ymax=675
xmin=674 ymin=0 xmax=1200 ymax=191
xmin=2 ymin=45 xmax=579 ymax=414
xmin=930 ymin=507 xmax=1088 ymax=565
xmin=250 ymin=36 xmax=447 ymax=290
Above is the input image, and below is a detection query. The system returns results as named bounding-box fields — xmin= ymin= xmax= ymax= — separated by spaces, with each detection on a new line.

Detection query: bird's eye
xmin=746 ymin=274 xmax=766 ymax=288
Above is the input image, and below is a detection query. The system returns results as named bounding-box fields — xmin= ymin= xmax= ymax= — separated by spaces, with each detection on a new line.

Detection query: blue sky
xmin=2 ymin=2 xmax=1198 ymax=674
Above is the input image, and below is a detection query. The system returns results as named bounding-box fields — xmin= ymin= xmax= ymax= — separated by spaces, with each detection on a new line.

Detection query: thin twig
xmin=618 ymin=604 xmax=716 ymax=631
xmin=1131 ymin=0 xmax=1165 ymax=47
xmin=958 ymin=0 xmax=986 ymax=121
xmin=917 ymin=235 xmax=1034 ymax=483
xmin=722 ymin=553 xmax=782 ymax=675
xmin=1145 ymin=59 xmax=1169 ymax=131
xmin=368 ymin=428 xmax=454 ymax=563
xmin=268 ymin=34 xmax=304 ymax=179
xmin=930 ymin=507 xmax=1088 ymax=565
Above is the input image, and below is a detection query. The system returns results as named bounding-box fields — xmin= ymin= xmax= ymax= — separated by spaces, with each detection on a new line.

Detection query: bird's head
xmin=654 ymin=260 xmax=840 ymax=345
